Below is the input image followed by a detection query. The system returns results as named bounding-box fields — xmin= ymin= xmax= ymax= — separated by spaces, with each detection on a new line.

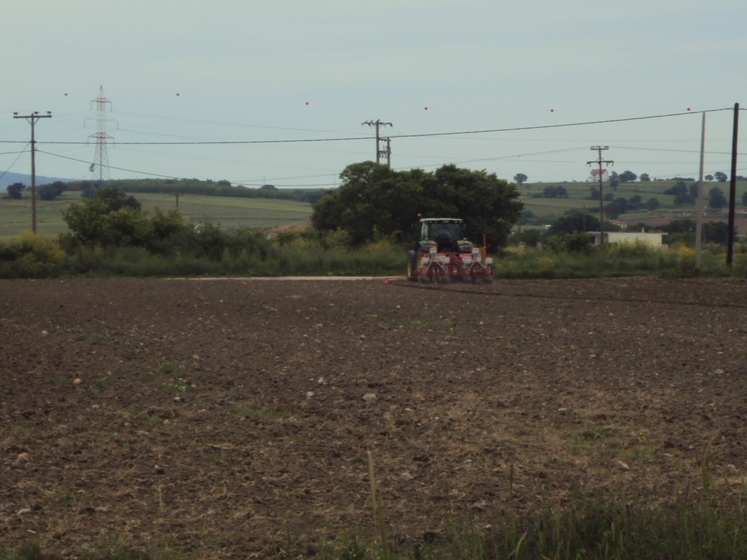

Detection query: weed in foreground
xmin=2 ymin=493 xmax=745 ymax=560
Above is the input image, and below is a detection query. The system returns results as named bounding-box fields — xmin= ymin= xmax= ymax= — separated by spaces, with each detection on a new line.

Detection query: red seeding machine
xmin=407 ymin=218 xmax=494 ymax=284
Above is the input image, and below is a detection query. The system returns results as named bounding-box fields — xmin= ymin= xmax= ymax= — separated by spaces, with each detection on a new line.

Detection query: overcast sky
xmin=1 ymin=0 xmax=745 ymax=187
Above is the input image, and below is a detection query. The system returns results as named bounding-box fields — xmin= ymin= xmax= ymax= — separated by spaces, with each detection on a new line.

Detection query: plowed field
xmin=1 ymin=278 xmax=746 ymax=558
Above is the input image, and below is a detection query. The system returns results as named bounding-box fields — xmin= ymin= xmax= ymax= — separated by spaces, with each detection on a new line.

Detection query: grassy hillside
xmin=0 ymin=192 xmax=312 ymax=240
xmin=520 ymin=180 xmax=747 ymax=221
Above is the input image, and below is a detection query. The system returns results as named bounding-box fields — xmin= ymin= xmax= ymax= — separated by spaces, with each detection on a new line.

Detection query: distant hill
xmin=0 ymin=172 xmax=72 ymax=189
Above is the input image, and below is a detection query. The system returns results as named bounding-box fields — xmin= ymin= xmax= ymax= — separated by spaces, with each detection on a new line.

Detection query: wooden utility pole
xmin=13 ymin=111 xmax=52 ymax=233
xmin=362 ymin=120 xmax=392 ymax=166
xmin=695 ymin=112 xmax=706 ymax=267
xmin=382 ymin=137 xmax=391 ymax=168
xmin=727 ymin=103 xmax=740 ymax=268
xmin=587 ymin=146 xmax=613 ymax=244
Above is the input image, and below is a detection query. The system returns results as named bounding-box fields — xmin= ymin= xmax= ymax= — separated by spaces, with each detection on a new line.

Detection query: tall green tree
xmin=92 ymin=187 xmax=142 ymax=213
xmin=704 ymin=221 xmax=730 ymax=244
xmin=428 ymin=164 xmax=522 ymax=246
xmin=311 ymin=162 xmax=522 ymax=247
xmin=609 ymin=171 xmax=620 ymax=189
xmin=61 ymin=198 xmax=110 ymax=246
xmin=548 ymin=212 xmax=600 ymax=235
xmin=6 ymin=183 xmax=24 ymax=200
xmin=646 ymin=198 xmax=661 ymax=210
xmin=38 ymin=181 xmax=66 ymax=201
xmin=708 ymin=186 xmax=727 ymax=209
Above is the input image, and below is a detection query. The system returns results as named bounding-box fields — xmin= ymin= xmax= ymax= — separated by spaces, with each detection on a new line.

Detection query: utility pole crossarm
xmin=13 ymin=111 xmax=52 ymax=234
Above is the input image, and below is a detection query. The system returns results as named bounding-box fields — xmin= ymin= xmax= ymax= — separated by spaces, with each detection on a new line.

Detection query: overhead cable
xmin=4 ymin=107 xmax=733 ymax=146
xmin=0 ymin=143 xmax=30 ymax=182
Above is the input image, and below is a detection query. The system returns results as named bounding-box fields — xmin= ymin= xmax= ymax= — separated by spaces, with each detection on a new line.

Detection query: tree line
xmin=515 ymin=170 xmax=747 ymax=187
xmin=3 ymin=178 xmax=329 ymax=204
xmin=517 ymin=212 xmax=733 ymax=250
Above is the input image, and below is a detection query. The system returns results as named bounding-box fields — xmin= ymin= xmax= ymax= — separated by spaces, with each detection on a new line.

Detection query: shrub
xmin=544 ymin=232 xmax=594 ymax=253
xmin=0 ymin=232 xmax=66 ymax=265
xmin=677 ymin=245 xmax=698 ymax=275
xmin=605 ymin=240 xmax=656 ymax=259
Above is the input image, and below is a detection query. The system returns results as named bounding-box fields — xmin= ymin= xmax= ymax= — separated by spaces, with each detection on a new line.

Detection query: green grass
xmin=0 ymin=192 xmax=80 ymax=239
xmin=3 ymin=492 xmax=745 ymax=559
xmin=136 ymin=193 xmax=312 ymax=230
xmin=0 ymin=192 xmax=312 ymax=240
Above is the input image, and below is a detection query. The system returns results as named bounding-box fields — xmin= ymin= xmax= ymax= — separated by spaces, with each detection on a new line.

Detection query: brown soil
xmin=1 ymin=277 xmax=746 ymax=558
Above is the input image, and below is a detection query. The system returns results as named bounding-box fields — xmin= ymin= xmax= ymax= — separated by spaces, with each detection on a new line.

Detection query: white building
xmin=590 ymin=231 xmax=666 ymax=247
xmin=589 ymin=169 xmax=609 ymax=182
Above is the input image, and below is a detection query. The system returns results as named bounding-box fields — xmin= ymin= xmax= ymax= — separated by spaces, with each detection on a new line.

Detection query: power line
xmin=0 ymin=143 xmax=30 ymax=181
xmin=37 ymin=150 xmax=181 ymax=179
xmin=38 ymin=147 xmax=747 ymax=189
xmin=611 ymin=145 xmax=747 ymax=157
xmin=3 ymin=107 xmax=733 ymax=147
xmin=389 ymin=108 xmax=735 ymax=139
xmin=39 ymin=149 xmax=336 ymax=187
xmin=13 ymin=106 xmax=743 ymax=186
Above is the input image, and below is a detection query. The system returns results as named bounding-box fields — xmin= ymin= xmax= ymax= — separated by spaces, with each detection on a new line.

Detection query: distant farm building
xmin=591 ymin=231 xmax=666 ymax=247
xmin=589 ymin=169 xmax=609 ymax=182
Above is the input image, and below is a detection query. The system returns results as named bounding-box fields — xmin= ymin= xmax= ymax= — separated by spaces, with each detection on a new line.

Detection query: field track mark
xmin=391 ymin=279 xmax=747 ymax=309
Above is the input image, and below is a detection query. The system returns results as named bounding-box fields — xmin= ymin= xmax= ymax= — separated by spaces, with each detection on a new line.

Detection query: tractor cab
xmin=419 ymin=218 xmax=470 ymax=253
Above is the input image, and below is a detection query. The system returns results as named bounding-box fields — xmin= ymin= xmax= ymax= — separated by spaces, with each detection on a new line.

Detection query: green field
xmin=4 ymin=180 xmax=746 ymax=241
xmin=520 ymin=180 xmax=747 ymax=221
xmin=0 ymin=192 xmax=313 ymax=240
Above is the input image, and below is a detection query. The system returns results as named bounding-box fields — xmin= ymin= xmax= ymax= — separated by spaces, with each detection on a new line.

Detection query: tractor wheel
xmin=407 ymin=250 xmax=417 ymax=280
xmin=411 ymin=249 xmax=425 ymax=281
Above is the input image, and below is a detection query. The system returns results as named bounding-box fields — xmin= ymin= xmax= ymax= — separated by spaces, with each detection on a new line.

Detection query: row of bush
xmin=2 ymin=188 xmax=746 ymax=279
xmin=4 ymin=227 xmax=747 ymax=280
xmin=0 ymin=188 xmax=402 ymax=277
xmin=502 ymin=235 xmax=747 ymax=278
xmin=0 ymin=229 xmax=405 ymax=279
